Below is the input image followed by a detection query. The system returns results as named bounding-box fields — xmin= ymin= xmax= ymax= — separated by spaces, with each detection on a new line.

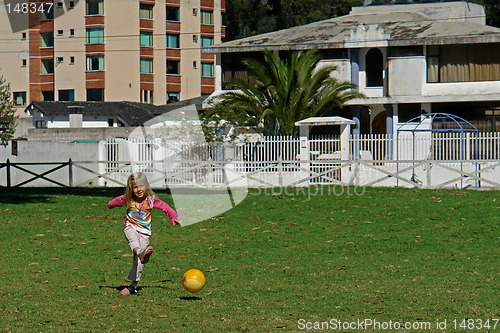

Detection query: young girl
xmin=108 ymin=172 xmax=181 ymax=295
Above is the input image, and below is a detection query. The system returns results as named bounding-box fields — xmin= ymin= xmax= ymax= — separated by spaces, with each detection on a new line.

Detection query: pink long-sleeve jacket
xmin=108 ymin=195 xmax=179 ymax=235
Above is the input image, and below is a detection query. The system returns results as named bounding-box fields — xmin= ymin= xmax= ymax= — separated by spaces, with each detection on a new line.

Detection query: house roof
xmin=25 ymin=100 xmax=205 ymax=127
xmin=295 ymin=116 xmax=356 ymax=127
xmin=204 ymin=2 xmax=500 ymax=53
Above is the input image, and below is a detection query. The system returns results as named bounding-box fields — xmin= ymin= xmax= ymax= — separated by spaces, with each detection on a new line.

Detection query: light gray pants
xmin=124 ymin=226 xmax=150 ymax=282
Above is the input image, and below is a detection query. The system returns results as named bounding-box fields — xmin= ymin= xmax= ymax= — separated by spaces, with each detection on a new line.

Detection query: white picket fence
xmin=1 ymin=132 xmax=499 ymax=188
xmin=94 ymin=132 xmax=500 ymax=189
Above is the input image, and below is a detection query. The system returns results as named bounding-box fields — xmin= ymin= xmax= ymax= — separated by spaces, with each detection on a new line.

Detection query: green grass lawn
xmin=0 ymin=186 xmax=498 ymax=332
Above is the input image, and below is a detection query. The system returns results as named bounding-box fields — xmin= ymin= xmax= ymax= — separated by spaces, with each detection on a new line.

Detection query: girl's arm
xmin=153 ymin=197 xmax=181 ymax=225
xmin=108 ymin=195 xmax=126 ymax=209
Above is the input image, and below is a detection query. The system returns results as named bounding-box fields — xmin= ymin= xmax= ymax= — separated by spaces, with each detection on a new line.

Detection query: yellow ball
xmin=182 ymin=269 xmax=206 ymax=293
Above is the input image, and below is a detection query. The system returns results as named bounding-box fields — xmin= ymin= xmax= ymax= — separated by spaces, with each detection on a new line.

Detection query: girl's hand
xmin=173 ymin=220 xmax=181 ymax=226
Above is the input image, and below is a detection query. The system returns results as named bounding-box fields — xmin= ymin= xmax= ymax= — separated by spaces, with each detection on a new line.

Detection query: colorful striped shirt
xmin=108 ymin=194 xmax=179 ymax=235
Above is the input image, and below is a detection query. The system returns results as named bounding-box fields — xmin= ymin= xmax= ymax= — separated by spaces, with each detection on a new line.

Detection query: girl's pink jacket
xmin=108 ymin=195 xmax=179 ymax=235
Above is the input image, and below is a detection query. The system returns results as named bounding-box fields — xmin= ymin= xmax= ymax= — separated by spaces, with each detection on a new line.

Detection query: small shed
xmin=295 ymin=116 xmax=355 ymax=161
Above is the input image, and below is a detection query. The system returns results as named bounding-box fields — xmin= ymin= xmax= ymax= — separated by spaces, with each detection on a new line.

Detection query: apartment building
xmin=0 ymin=0 xmax=226 ymax=118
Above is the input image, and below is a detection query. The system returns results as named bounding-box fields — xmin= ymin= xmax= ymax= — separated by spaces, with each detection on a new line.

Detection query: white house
xmin=203 ymin=1 xmax=500 ymax=139
xmin=24 ymin=101 xmax=173 ymax=128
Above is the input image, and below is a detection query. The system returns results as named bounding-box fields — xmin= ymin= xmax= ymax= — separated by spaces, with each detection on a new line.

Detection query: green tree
xmin=225 ymin=0 xmax=363 ymax=40
xmin=477 ymin=0 xmax=500 ymax=27
xmin=225 ymin=0 xmax=499 ymax=41
xmin=0 ymin=73 xmax=17 ymax=140
xmin=206 ymin=49 xmax=363 ymax=136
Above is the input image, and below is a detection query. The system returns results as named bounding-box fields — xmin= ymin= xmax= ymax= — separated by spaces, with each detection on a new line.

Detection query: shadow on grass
xmin=98 ymin=285 xmax=202 ymax=300
xmin=0 ymin=187 xmax=52 ymax=204
xmin=0 ymin=187 xmax=174 ymax=204
xmin=179 ymin=296 xmax=202 ymax=301
xmin=99 ymin=283 xmax=175 ymax=293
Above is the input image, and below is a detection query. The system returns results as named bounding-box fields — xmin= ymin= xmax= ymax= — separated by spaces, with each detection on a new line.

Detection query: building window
xmin=221 ymin=12 xmax=226 ymax=26
xmin=69 ymin=1 xmax=75 ymax=9
xmin=140 ymin=4 xmax=153 ymax=19
xmin=35 ymin=120 xmax=46 ymax=129
xmin=40 ymin=32 xmax=54 ymax=47
xmin=141 ymin=90 xmax=153 ymax=104
xmin=86 ymin=0 xmax=103 ymax=15
xmin=201 ymin=10 xmax=213 ymax=25
xmin=166 ymin=34 xmax=179 ymax=49
xmin=166 ymin=60 xmax=180 ymax=75
xmin=166 ymin=6 xmax=179 ymax=21
xmin=140 ymin=58 xmax=153 ymax=74
xmin=41 ymin=59 xmax=54 ymax=74
xmin=57 ymin=30 xmax=63 ymax=36
xmin=56 ymin=57 xmax=64 ymax=63
xmin=13 ymin=92 xmax=27 ymax=106
xmin=201 ymin=36 xmax=213 ymax=48
xmin=70 ymin=56 xmax=75 ymax=64
xmin=86 ymin=55 xmax=104 ymax=71
xmin=69 ymin=29 xmax=75 ymax=37
xmin=426 ymin=44 xmax=500 ymax=83
xmin=366 ymin=48 xmax=383 ymax=87
xmin=140 ymin=31 xmax=153 ymax=47
xmin=22 ymin=59 xmax=27 ymax=67
xmin=167 ymin=92 xmax=179 ymax=104
xmin=398 ymin=104 xmax=422 ymax=123
xmin=86 ymin=28 xmax=104 ymax=44
xmin=201 ymin=62 xmax=214 ymax=77
xmin=57 ymin=2 xmax=63 ymax=8
xmin=87 ymin=88 xmax=104 ymax=101
xmin=59 ymin=89 xmax=75 ymax=101
xmin=193 ymin=8 xmax=197 ymax=16
xmin=193 ymin=35 xmax=198 ymax=43
xmin=22 ymin=32 xmax=27 ymax=40
xmin=42 ymin=91 xmax=54 ymax=101
xmin=193 ymin=61 xmax=197 ymax=69
xmin=40 ymin=3 xmax=54 ymax=20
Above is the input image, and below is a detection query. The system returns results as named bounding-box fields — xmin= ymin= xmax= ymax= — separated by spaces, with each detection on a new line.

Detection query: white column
xmin=340 ymin=124 xmax=351 ymax=161
xmin=298 ymin=126 xmax=310 ymax=186
xmin=340 ymin=124 xmax=352 ymax=183
xmin=215 ymin=53 xmax=222 ymax=92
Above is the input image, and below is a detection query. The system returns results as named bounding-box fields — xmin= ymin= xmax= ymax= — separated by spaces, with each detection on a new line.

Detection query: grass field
xmin=1 ymin=186 xmax=499 ymax=332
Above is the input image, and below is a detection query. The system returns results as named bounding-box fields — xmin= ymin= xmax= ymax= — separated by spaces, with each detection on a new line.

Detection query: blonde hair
xmin=125 ymin=172 xmax=155 ymax=205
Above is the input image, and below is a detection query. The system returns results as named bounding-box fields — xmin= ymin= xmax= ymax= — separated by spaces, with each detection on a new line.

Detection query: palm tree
xmin=207 ymin=49 xmax=363 ymax=136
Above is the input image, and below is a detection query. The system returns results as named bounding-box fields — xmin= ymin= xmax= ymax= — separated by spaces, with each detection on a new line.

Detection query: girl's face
xmin=131 ymin=180 xmax=147 ymax=201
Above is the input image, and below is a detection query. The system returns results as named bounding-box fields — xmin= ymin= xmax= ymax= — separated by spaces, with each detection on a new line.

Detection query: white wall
xmin=317 ymin=59 xmax=351 ymax=82
xmin=389 ymin=56 xmax=425 ymax=97
xmin=422 ymin=81 xmax=500 ymax=100
xmin=388 ymin=54 xmax=500 ymax=101
xmin=0 ymin=141 xmax=101 ymax=187
xmin=46 ymin=119 xmax=110 ymax=128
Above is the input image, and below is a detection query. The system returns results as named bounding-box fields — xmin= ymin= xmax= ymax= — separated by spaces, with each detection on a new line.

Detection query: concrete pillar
xmin=340 ymin=124 xmax=351 ymax=161
xmin=351 ymin=106 xmax=361 ymax=159
xmin=298 ymin=125 xmax=310 ymax=185
xmin=351 ymin=49 xmax=359 ymax=87
xmin=421 ymin=102 xmax=431 ymax=115
xmin=215 ymin=54 xmax=222 ymax=91
xmin=351 ymin=106 xmax=361 ymax=136
xmin=384 ymin=104 xmax=394 ymax=159
xmin=384 ymin=104 xmax=393 ymax=136
xmin=351 ymin=50 xmax=361 ymax=158
xmin=340 ymin=124 xmax=352 ymax=183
